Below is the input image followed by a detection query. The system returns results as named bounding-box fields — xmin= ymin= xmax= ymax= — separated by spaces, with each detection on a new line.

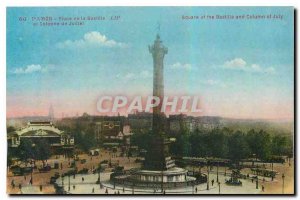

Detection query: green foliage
xmin=170 ymin=133 xmax=191 ymax=156
xmin=131 ymin=131 xmax=154 ymax=150
xmin=35 ymin=139 xmax=51 ymax=161
xmin=69 ymin=121 xmax=97 ymax=152
xmin=7 ymin=126 xmax=16 ymax=133
xmin=17 ymin=139 xmax=35 ymax=162
xmin=170 ymin=123 xmax=191 ymax=156
xmin=271 ymin=135 xmax=288 ymax=156
xmin=246 ymin=129 xmax=271 ymax=160
xmin=169 ymin=127 xmax=291 ymax=163
xmin=228 ymin=131 xmax=250 ymax=162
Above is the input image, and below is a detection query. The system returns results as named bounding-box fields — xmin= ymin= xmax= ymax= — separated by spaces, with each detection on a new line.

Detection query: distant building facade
xmin=7 ymin=121 xmax=74 ymax=155
xmin=128 ymin=111 xmax=152 ymax=133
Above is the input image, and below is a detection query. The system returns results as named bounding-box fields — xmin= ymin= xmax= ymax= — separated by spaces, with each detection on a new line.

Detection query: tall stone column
xmin=148 ymin=34 xmax=168 ymax=134
xmin=144 ymin=34 xmax=172 ymax=170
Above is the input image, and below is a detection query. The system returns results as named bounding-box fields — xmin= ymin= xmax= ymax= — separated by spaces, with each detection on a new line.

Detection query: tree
xmin=170 ymin=125 xmax=191 ymax=157
xmin=246 ymin=129 xmax=271 ymax=160
xmin=210 ymin=129 xmax=229 ymax=158
xmin=228 ymin=131 xmax=250 ymax=164
xmin=131 ymin=132 xmax=152 ymax=150
xmin=18 ymin=139 xmax=35 ymax=164
xmin=35 ymin=139 xmax=51 ymax=165
xmin=7 ymin=126 xmax=16 ymax=133
xmin=7 ymin=149 xmax=14 ymax=167
xmin=271 ymin=135 xmax=287 ymax=156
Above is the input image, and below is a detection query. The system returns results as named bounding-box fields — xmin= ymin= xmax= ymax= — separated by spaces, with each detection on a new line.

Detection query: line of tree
xmin=169 ymin=127 xmax=293 ymax=163
xmin=16 ymin=139 xmax=51 ymax=166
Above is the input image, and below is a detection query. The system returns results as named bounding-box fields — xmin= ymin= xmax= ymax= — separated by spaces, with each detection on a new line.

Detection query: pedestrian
xmin=211 ymin=179 xmax=214 ymax=186
xmin=18 ymin=184 xmax=22 ymax=190
xmin=117 ymin=190 xmax=120 ymax=194
xmin=105 ymin=188 xmax=108 ymax=194
xmin=251 ymin=178 xmax=254 ymax=183
xmin=195 ymin=187 xmax=198 ymax=193
xmin=40 ymin=185 xmax=42 ymax=192
xmin=82 ymin=177 xmax=84 ymax=182
xmin=92 ymin=187 xmax=94 ymax=193
xmin=73 ymin=185 xmax=75 ymax=190
xmin=11 ymin=179 xmax=15 ymax=189
xmin=262 ymin=185 xmax=265 ymax=192
xmin=29 ymin=178 xmax=32 ymax=185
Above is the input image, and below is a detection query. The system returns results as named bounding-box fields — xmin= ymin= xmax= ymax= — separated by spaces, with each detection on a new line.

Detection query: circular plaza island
xmin=111 ymin=166 xmax=198 ymax=189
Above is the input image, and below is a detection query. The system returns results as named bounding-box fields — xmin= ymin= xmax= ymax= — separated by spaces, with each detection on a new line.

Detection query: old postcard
xmin=6 ymin=7 xmax=294 ymax=195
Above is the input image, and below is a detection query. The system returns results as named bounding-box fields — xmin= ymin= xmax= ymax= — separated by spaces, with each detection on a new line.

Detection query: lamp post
xmin=73 ymin=157 xmax=76 ymax=179
xmin=132 ymin=183 xmax=134 ymax=194
xmin=271 ymin=161 xmax=274 ymax=181
xmin=206 ymin=164 xmax=210 ymax=190
xmin=98 ymin=166 xmax=103 ymax=189
xmin=123 ymin=180 xmax=125 ymax=193
xmin=30 ymin=162 xmax=34 ymax=185
xmin=161 ymin=170 xmax=164 ymax=193
xmin=218 ymin=182 xmax=221 ymax=194
xmin=68 ymin=174 xmax=70 ymax=191
xmin=62 ymin=175 xmax=64 ymax=187
xmin=256 ymin=177 xmax=258 ymax=189
xmin=199 ymin=164 xmax=202 ymax=176
xmin=192 ymin=182 xmax=194 ymax=194
xmin=217 ymin=161 xmax=219 ymax=183
xmin=282 ymin=173 xmax=285 ymax=194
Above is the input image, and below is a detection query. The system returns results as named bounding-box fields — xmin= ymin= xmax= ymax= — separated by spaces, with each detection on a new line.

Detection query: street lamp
xmin=30 ymin=162 xmax=34 ymax=185
xmin=192 ymin=182 xmax=194 ymax=194
xmin=256 ymin=177 xmax=258 ymax=189
xmin=62 ymin=175 xmax=64 ymax=187
xmin=123 ymin=180 xmax=125 ymax=193
xmin=271 ymin=161 xmax=274 ymax=181
xmin=282 ymin=173 xmax=285 ymax=194
xmin=199 ymin=163 xmax=202 ymax=176
xmin=98 ymin=166 xmax=103 ymax=189
xmin=68 ymin=174 xmax=70 ymax=191
xmin=218 ymin=182 xmax=221 ymax=194
xmin=132 ymin=183 xmax=134 ymax=194
xmin=161 ymin=170 xmax=164 ymax=193
xmin=217 ymin=161 xmax=219 ymax=183
xmin=206 ymin=164 xmax=210 ymax=190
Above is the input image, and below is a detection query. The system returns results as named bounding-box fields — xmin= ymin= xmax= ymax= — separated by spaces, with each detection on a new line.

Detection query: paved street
xmin=7 ymin=150 xmax=294 ymax=194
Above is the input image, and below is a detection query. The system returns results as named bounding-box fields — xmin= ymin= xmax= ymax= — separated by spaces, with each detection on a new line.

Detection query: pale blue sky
xmin=6 ymin=7 xmax=294 ymax=119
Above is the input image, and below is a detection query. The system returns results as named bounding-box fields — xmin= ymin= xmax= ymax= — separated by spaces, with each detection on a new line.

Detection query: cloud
xmin=140 ymin=70 xmax=152 ymax=78
xmin=13 ymin=64 xmax=47 ymax=74
xmin=224 ymin=58 xmax=247 ymax=69
xmin=116 ymin=70 xmax=152 ymax=82
xmin=124 ymin=72 xmax=135 ymax=80
xmin=223 ymin=58 xmax=276 ymax=74
xmin=169 ymin=62 xmax=193 ymax=71
xmin=203 ymin=79 xmax=227 ymax=88
xmin=56 ymin=31 xmax=128 ymax=49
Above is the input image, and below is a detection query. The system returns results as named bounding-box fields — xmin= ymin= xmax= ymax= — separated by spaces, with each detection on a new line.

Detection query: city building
xmin=7 ymin=121 xmax=74 ymax=155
